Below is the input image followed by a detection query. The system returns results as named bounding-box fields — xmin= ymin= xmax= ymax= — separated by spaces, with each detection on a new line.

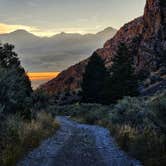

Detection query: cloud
xmin=27 ymin=1 xmax=38 ymax=7
xmin=0 ymin=22 xmax=56 ymax=37
xmin=0 ymin=22 xmax=37 ymax=34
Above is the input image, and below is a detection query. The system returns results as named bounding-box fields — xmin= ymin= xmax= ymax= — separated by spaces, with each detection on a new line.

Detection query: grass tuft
xmin=0 ymin=112 xmax=59 ymax=166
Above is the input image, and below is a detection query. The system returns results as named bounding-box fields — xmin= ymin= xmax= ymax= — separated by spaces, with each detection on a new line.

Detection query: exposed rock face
xmin=41 ymin=0 xmax=166 ymax=94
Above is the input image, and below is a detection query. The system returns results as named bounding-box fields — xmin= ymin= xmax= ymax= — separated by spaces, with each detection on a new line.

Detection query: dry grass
xmin=0 ymin=112 xmax=60 ymax=166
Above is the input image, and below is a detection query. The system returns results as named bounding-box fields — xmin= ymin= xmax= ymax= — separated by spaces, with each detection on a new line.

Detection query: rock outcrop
xmin=41 ymin=0 xmax=166 ymax=94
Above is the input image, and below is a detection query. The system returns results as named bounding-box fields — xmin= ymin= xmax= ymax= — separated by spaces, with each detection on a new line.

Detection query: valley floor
xmin=17 ymin=116 xmax=141 ymax=166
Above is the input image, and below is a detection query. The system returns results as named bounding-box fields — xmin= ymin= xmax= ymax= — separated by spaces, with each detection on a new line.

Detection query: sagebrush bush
xmin=148 ymin=94 xmax=166 ymax=131
xmin=110 ymin=97 xmax=149 ymax=126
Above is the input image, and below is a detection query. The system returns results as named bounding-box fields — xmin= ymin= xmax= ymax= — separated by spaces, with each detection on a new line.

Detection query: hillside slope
xmin=41 ymin=0 xmax=166 ymax=94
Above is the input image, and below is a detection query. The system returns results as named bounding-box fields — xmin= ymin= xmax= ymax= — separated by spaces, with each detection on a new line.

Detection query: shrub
xmin=0 ymin=112 xmax=59 ymax=166
xmin=148 ymin=93 xmax=166 ymax=132
xmin=110 ymin=97 xmax=149 ymax=127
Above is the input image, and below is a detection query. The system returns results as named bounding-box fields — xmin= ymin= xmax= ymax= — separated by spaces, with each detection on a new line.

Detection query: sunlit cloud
xmin=0 ymin=22 xmax=58 ymax=37
xmin=0 ymin=23 xmax=37 ymax=34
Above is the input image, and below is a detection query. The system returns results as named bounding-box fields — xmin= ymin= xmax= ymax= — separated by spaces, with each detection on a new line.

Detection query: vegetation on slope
xmin=0 ymin=43 xmax=60 ymax=166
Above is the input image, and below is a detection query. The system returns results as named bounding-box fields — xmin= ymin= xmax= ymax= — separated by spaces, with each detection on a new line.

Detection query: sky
xmin=0 ymin=0 xmax=146 ymax=37
xmin=27 ymin=72 xmax=59 ymax=89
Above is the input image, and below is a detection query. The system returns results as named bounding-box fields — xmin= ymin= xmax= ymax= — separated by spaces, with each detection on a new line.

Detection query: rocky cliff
xmin=41 ymin=0 xmax=166 ymax=94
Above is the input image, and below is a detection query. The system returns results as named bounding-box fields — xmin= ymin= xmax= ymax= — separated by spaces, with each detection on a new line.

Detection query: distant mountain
xmin=0 ymin=27 xmax=117 ymax=72
xmin=0 ymin=30 xmax=39 ymax=45
xmin=96 ymin=27 xmax=117 ymax=38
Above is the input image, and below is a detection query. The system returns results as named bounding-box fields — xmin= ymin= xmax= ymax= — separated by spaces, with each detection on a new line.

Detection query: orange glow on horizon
xmin=28 ymin=72 xmax=59 ymax=81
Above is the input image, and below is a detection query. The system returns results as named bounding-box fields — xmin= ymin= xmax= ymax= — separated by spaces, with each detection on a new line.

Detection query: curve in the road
xmin=17 ymin=116 xmax=142 ymax=166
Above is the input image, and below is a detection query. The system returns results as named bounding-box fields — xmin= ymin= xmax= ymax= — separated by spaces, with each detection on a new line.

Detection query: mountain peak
xmin=103 ymin=27 xmax=116 ymax=32
xmin=96 ymin=27 xmax=117 ymax=37
xmin=143 ymin=0 xmax=165 ymax=37
xmin=10 ymin=29 xmax=32 ymax=35
xmin=60 ymin=32 xmax=66 ymax=35
xmin=7 ymin=29 xmax=39 ymax=39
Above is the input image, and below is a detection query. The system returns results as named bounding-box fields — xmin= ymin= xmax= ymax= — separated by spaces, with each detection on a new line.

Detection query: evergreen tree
xmin=0 ymin=43 xmax=21 ymax=68
xmin=0 ymin=43 xmax=32 ymax=117
xmin=81 ymin=52 xmax=108 ymax=103
xmin=105 ymin=43 xmax=139 ymax=103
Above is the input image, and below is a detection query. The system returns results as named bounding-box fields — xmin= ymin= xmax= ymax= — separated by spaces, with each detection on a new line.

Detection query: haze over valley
xmin=0 ymin=27 xmax=117 ymax=72
xmin=0 ymin=0 xmax=146 ymax=88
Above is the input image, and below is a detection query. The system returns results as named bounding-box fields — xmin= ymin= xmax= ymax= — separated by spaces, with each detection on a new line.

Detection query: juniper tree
xmin=81 ymin=52 xmax=108 ymax=103
xmin=105 ymin=43 xmax=139 ymax=103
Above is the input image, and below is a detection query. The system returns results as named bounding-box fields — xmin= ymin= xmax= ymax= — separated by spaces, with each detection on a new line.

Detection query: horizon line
xmin=0 ymin=26 xmax=117 ymax=37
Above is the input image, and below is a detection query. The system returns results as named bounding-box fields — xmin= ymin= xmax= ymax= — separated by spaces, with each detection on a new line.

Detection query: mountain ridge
xmin=0 ymin=27 xmax=117 ymax=38
xmin=0 ymin=27 xmax=117 ymax=72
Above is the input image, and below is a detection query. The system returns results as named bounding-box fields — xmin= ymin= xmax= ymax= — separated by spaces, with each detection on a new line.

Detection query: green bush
xmin=110 ymin=97 xmax=149 ymax=126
